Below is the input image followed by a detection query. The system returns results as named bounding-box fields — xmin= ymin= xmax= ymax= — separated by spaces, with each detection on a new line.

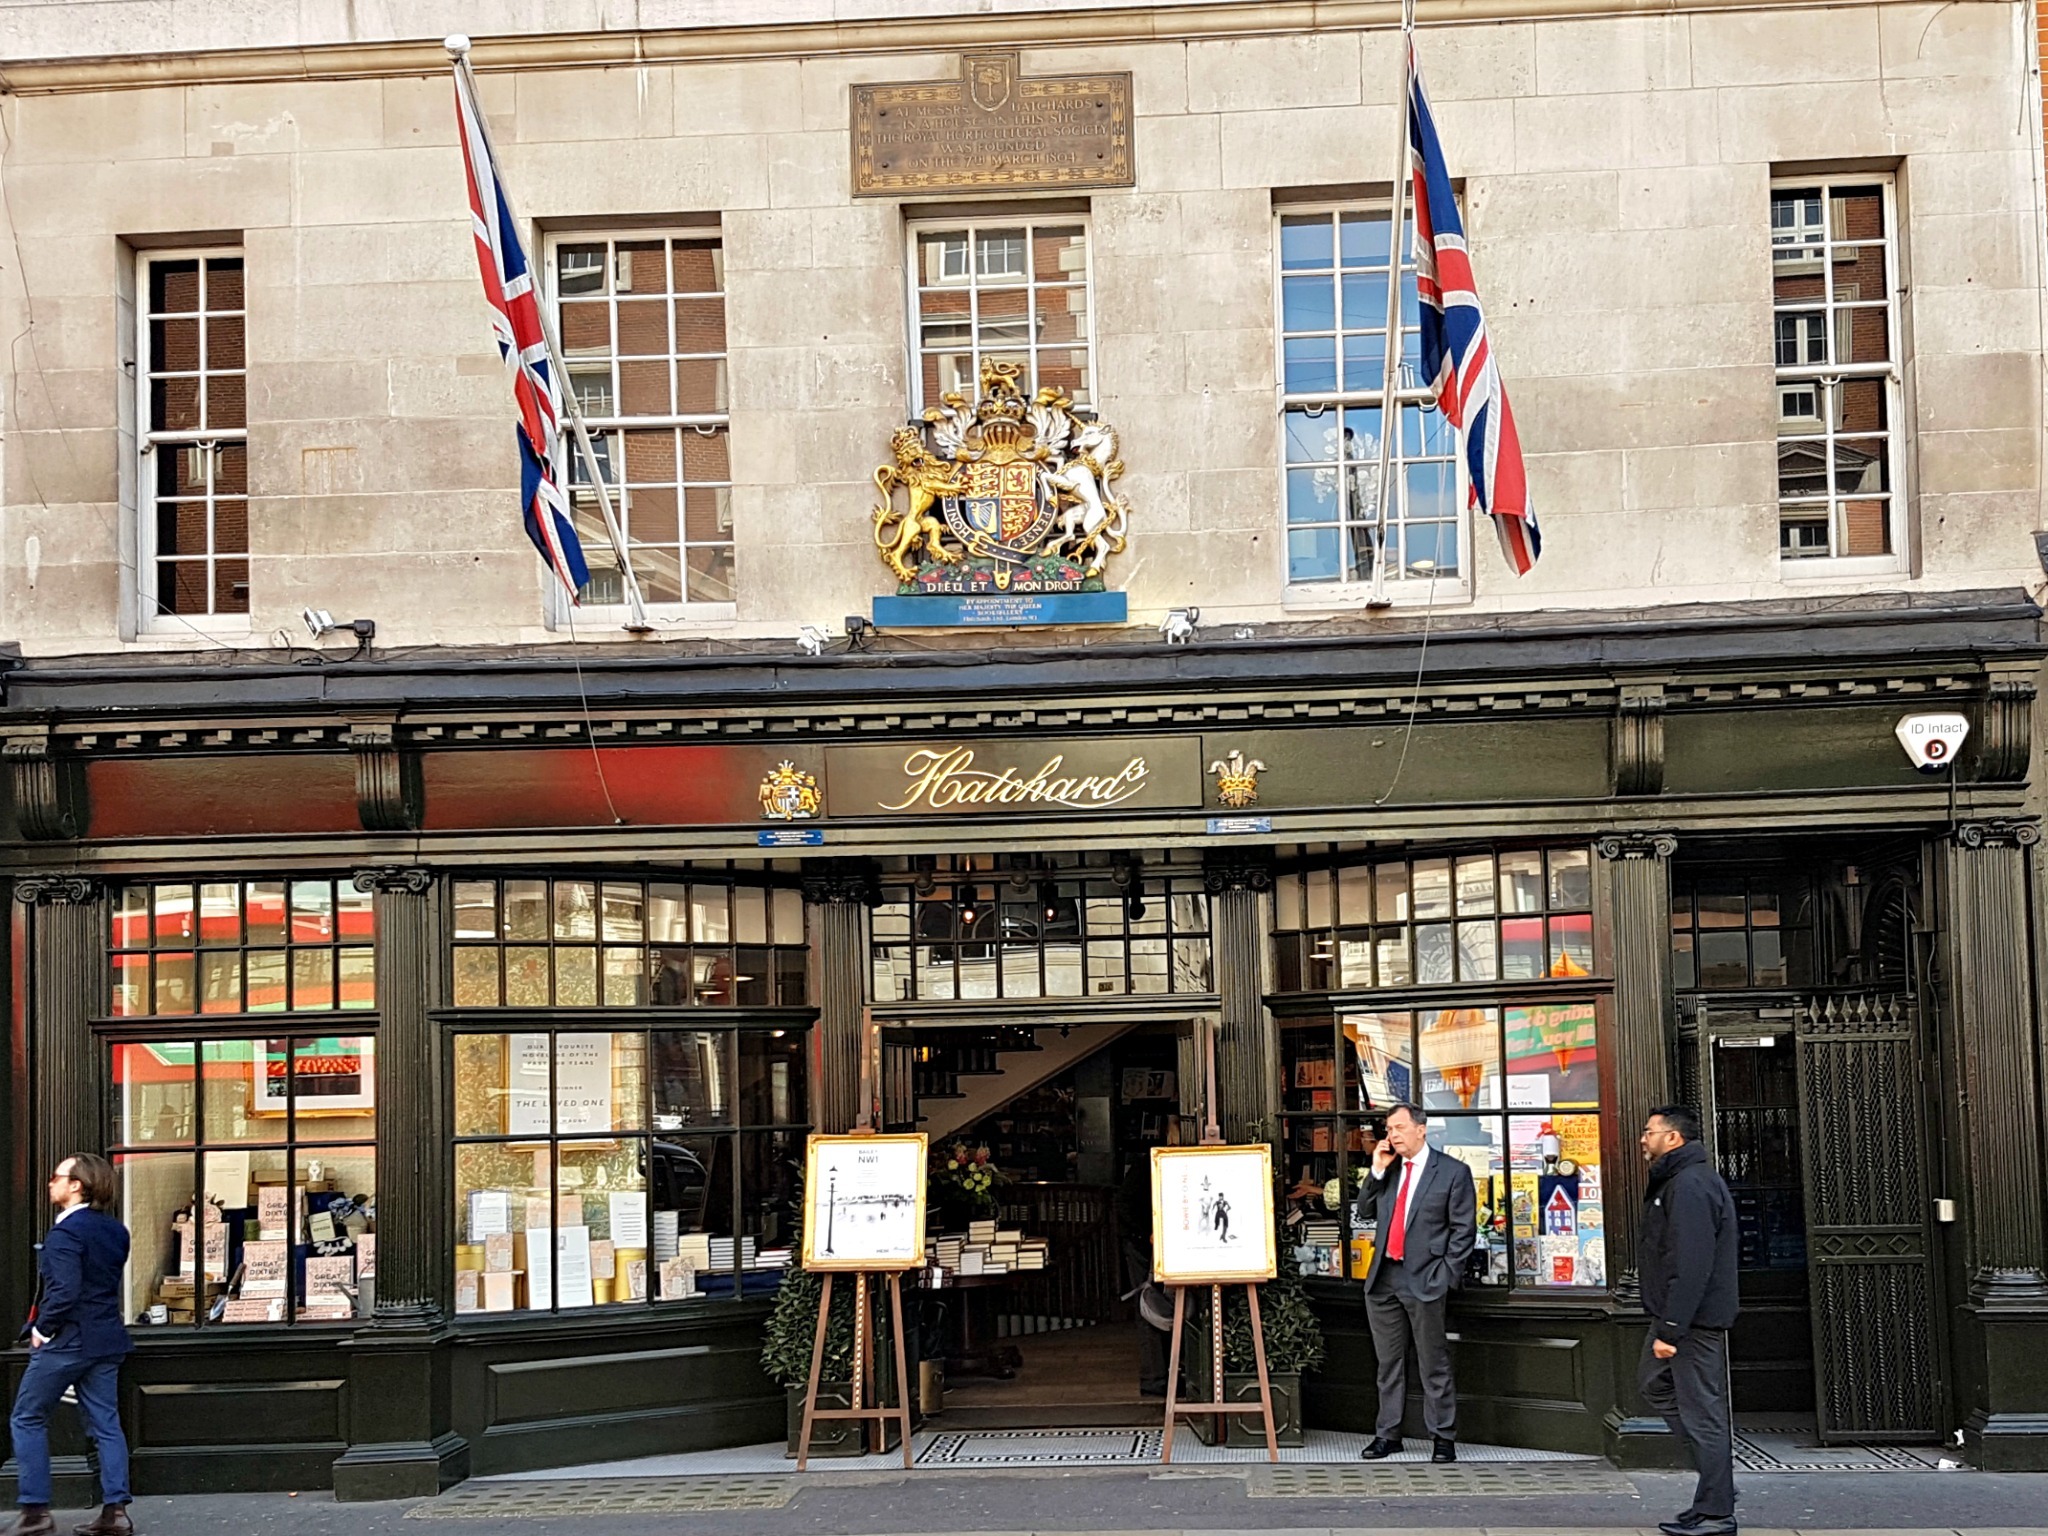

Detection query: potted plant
xmin=1183 ymin=1228 xmax=1326 ymax=1448
xmin=760 ymin=1261 xmax=909 ymax=1457
xmin=930 ymin=1142 xmax=1001 ymax=1230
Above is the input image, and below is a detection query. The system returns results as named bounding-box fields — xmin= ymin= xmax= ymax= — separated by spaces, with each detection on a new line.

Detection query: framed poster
xmin=1151 ymin=1144 xmax=1276 ymax=1284
xmin=801 ymin=1133 xmax=929 ymax=1271
xmin=252 ymin=1036 xmax=376 ymax=1115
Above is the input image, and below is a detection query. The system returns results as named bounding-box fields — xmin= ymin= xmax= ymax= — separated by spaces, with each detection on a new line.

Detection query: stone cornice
xmin=0 ymin=0 xmax=1999 ymax=95
xmin=12 ymin=660 xmax=1999 ymax=759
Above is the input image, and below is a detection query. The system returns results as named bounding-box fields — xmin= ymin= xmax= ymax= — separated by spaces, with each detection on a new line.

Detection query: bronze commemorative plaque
xmin=852 ymin=52 xmax=1134 ymax=197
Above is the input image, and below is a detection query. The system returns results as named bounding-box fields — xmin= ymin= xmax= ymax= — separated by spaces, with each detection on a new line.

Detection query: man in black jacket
xmin=1637 ymin=1105 xmax=1740 ymax=1536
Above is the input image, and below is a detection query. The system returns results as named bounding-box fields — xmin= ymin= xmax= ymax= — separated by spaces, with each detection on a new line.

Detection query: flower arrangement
xmin=931 ymin=1142 xmax=1002 ymax=1220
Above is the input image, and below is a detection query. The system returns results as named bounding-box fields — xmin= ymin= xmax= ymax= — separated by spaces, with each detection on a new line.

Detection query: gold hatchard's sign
xmin=852 ymin=52 xmax=1134 ymax=197
xmin=821 ymin=738 xmax=1203 ymax=817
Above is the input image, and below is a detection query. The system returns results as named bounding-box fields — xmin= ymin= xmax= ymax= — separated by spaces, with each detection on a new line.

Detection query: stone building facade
xmin=1 ymin=0 xmax=2046 ymax=1499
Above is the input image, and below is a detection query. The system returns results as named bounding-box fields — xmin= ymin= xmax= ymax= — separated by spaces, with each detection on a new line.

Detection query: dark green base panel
xmin=0 ymin=1454 xmax=100 ymax=1509
xmin=331 ymin=1433 xmax=470 ymax=1502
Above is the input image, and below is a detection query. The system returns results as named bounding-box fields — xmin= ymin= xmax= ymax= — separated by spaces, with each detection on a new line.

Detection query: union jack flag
xmin=1407 ymin=42 xmax=1540 ymax=575
xmin=452 ymin=59 xmax=589 ymax=597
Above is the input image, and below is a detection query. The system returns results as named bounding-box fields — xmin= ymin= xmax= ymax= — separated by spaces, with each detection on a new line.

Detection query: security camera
xmin=1895 ymin=713 xmax=1970 ymax=773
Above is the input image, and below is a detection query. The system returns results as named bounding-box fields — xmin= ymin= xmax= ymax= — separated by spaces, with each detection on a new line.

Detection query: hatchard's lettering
xmin=825 ymin=736 xmax=1204 ymax=817
xmin=883 ymin=747 xmax=1149 ymax=812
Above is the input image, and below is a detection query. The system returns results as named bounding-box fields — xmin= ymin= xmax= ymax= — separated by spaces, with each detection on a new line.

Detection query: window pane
xmin=112 ymin=1043 xmax=197 ymax=1146
xmin=292 ymin=1037 xmax=378 ymax=1138
xmin=453 ymin=947 xmax=501 ymax=1007
xmin=292 ymin=948 xmax=335 ymax=1010
xmin=1280 ymin=213 xmax=1335 ymax=271
xmin=291 ymin=880 xmax=335 ymax=942
xmin=1547 ymin=850 xmax=1592 ymax=910
xmin=1342 ymin=1012 xmax=1414 ymax=1110
xmin=1505 ymin=1003 xmax=1600 ymax=1110
xmin=504 ymin=880 xmax=548 ymax=941
xmin=1421 ymin=1006 xmax=1499 ymax=1109
xmin=739 ymin=1030 xmax=808 ymax=1126
xmin=1509 ymin=1112 xmax=1606 ymax=1287
xmin=246 ymin=883 xmax=288 ymax=945
xmin=117 ymin=1150 xmax=197 ymax=1327
xmin=653 ymin=1030 xmax=733 ymax=1127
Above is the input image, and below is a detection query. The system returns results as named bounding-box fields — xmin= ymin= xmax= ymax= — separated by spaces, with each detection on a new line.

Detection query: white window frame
xmin=903 ymin=215 xmax=1098 ymax=420
xmin=1770 ymin=174 xmax=1906 ymax=577
xmin=541 ymin=229 xmax=736 ymax=626
xmin=1273 ymin=201 xmax=1471 ymax=610
xmin=134 ymin=245 xmax=251 ymax=636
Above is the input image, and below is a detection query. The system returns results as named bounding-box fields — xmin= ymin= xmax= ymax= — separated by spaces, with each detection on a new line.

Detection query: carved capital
xmin=1202 ymin=853 xmax=1274 ymax=895
xmin=801 ymin=861 xmax=882 ymax=908
xmin=1596 ymin=832 xmax=1679 ymax=861
xmin=1971 ymin=668 xmax=2036 ymax=784
xmin=13 ymin=873 xmax=102 ymax=906
xmin=345 ymin=719 xmax=421 ymax=833
xmin=1953 ymin=820 xmax=2042 ymax=851
xmin=352 ymin=866 xmax=434 ymax=897
xmin=2 ymin=726 xmax=79 ymax=841
xmin=1611 ymin=682 xmax=1667 ymax=798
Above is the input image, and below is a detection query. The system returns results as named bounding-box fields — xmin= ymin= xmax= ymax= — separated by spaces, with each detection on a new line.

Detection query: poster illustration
xmin=253 ymin=1036 xmax=375 ymax=1115
xmin=1151 ymin=1144 xmax=1276 ymax=1284
xmin=801 ymin=1133 xmax=929 ymax=1271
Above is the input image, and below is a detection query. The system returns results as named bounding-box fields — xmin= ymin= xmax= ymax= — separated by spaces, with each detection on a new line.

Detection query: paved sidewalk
xmin=83 ymin=1464 xmax=2048 ymax=1536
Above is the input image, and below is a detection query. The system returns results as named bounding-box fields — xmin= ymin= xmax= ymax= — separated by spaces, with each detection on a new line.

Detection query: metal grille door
xmin=1794 ymin=992 xmax=1941 ymax=1440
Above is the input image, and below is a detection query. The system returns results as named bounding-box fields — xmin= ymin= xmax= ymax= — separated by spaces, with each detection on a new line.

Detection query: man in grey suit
xmin=1353 ymin=1102 xmax=1476 ymax=1462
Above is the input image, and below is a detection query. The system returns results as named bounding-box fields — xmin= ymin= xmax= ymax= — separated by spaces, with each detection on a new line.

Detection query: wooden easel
xmin=795 ymin=1059 xmax=918 ymax=1471
xmin=1160 ymin=1279 xmax=1279 ymax=1462
xmin=1159 ymin=1015 xmax=1279 ymax=1463
xmin=793 ymin=1264 xmax=915 ymax=1471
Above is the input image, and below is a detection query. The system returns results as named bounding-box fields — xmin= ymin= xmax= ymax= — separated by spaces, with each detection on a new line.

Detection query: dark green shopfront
xmin=3 ymin=590 xmax=2047 ymax=1497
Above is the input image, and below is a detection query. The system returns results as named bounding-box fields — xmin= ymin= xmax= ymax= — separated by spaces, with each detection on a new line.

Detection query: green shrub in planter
xmin=1182 ymin=1233 xmax=1325 ymax=1447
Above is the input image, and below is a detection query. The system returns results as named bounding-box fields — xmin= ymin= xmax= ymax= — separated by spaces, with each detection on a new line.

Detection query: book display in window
xmin=112 ymin=1036 xmax=377 ymax=1328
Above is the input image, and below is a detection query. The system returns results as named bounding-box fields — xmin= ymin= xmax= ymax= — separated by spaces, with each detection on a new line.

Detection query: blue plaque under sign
xmin=757 ymin=827 xmax=825 ymax=847
xmin=873 ymin=591 xmax=1128 ymax=628
xmin=1206 ymin=815 xmax=1272 ymax=835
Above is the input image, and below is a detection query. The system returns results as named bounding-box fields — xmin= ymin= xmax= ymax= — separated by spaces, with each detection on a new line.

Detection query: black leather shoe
xmin=1359 ymin=1435 xmax=1402 ymax=1460
xmin=1431 ymin=1436 xmax=1457 ymax=1462
xmin=1660 ymin=1520 xmax=1736 ymax=1536
xmin=10 ymin=1509 xmax=57 ymax=1536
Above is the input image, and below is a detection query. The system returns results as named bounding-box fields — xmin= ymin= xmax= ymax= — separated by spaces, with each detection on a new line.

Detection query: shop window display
xmin=450 ymin=877 xmax=807 ymax=1008
xmin=108 ymin=1036 xmax=377 ymax=1328
xmin=110 ymin=879 xmax=375 ymax=1017
xmin=450 ymin=1027 xmax=807 ymax=1313
xmin=1279 ymin=1003 xmax=1606 ymax=1291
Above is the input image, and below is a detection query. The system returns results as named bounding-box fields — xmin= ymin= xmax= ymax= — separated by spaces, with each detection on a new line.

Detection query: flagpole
xmin=447 ymin=36 xmax=652 ymax=632
xmin=1367 ymin=0 xmax=1416 ymax=609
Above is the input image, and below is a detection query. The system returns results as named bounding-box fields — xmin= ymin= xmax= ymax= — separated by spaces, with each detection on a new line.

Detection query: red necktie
xmin=1386 ymin=1162 xmax=1412 ymax=1261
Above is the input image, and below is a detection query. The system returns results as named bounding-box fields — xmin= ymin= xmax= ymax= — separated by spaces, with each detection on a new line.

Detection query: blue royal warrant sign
xmin=869 ymin=358 xmax=1130 ymax=626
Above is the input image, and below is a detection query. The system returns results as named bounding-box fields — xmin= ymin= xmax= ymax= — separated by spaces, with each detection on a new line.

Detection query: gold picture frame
xmin=1151 ymin=1144 xmax=1276 ymax=1284
xmin=801 ymin=1132 xmax=930 ymax=1272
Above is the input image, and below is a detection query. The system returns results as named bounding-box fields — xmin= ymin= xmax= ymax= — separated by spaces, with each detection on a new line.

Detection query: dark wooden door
xmin=1794 ymin=991 xmax=1942 ymax=1441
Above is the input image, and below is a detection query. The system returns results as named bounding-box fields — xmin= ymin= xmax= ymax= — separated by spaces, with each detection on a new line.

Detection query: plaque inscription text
xmin=852 ymin=52 xmax=1134 ymax=197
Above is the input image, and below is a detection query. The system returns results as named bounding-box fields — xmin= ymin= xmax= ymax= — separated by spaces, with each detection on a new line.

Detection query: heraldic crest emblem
xmin=871 ymin=358 xmax=1131 ymax=597
xmin=759 ymin=761 xmax=822 ymax=821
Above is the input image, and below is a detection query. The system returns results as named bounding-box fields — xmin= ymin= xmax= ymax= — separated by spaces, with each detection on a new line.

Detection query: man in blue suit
xmin=10 ymin=1154 xmax=134 ymax=1536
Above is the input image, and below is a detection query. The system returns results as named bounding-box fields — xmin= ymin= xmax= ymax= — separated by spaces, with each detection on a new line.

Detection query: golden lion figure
xmin=872 ymin=427 xmax=965 ymax=583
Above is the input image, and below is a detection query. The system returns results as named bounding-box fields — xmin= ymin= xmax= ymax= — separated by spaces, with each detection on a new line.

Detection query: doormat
xmin=921 ymin=1428 xmax=1164 ymax=1465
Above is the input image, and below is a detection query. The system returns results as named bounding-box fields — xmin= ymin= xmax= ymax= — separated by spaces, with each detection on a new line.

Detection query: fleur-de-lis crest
xmin=1208 ymin=750 xmax=1266 ymax=809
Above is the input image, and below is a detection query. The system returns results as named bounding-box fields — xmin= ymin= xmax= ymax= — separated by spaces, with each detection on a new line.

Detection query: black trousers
xmin=1364 ymin=1260 xmax=1456 ymax=1440
xmin=1638 ymin=1327 xmax=1736 ymax=1519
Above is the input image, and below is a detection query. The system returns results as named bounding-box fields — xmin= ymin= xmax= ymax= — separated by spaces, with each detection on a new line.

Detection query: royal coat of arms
xmin=871 ymin=359 xmax=1131 ymax=596
xmin=759 ymin=762 xmax=822 ymax=821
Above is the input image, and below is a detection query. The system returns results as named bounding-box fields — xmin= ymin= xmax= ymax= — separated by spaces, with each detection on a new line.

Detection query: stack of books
xmin=923 ymin=1222 xmax=1054 ymax=1279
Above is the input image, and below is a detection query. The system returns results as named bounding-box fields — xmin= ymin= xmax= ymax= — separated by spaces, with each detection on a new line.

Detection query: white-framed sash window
xmin=136 ymin=248 xmax=249 ymax=631
xmin=1770 ymin=176 xmax=1905 ymax=572
xmin=545 ymin=232 xmax=734 ymax=618
xmin=1276 ymin=206 xmax=1467 ymax=606
xmin=905 ymin=218 xmax=1094 ymax=416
